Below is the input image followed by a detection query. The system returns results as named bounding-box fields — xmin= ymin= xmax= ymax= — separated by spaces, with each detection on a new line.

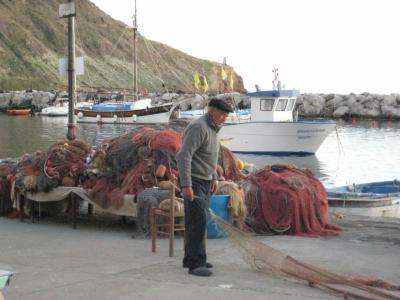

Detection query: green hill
xmin=0 ymin=0 xmax=245 ymax=93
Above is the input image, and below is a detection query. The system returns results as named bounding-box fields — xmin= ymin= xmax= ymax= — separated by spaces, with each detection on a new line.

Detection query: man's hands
xmin=182 ymin=186 xmax=194 ymax=201
xmin=211 ymin=179 xmax=217 ymax=194
xmin=182 ymin=180 xmax=217 ymax=201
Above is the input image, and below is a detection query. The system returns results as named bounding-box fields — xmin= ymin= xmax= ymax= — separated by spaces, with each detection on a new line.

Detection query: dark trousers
xmin=183 ymin=177 xmax=211 ymax=270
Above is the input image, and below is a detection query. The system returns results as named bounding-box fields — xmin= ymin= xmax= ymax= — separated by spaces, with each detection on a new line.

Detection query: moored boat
xmin=6 ymin=108 xmax=32 ymax=116
xmin=327 ymin=180 xmax=400 ymax=218
xmin=178 ymin=89 xmax=335 ymax=155
xmin=74 ymin=100 xmax=173 ymax=124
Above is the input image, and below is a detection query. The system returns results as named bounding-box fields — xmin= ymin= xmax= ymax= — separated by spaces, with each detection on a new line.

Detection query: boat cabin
xmin=246 ymin=89 xmax=300 ymax=122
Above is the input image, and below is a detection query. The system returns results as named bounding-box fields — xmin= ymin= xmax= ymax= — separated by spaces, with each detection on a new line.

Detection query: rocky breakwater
xmin=0 ymin=91 xmax=55 ymax=112
xmin=298 ymin=93 xmax=400 ymax=119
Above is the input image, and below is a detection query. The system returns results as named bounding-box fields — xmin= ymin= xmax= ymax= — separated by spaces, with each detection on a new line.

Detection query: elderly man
xmin=176 ymin=98 xmax=233 ymax=277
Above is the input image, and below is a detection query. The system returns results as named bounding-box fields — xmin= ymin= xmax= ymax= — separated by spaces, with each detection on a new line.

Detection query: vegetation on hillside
xmin=0 ymin=0 xmax=245 ymax=93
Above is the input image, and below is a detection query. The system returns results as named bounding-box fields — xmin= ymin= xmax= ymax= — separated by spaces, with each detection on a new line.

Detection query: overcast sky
xmin=89 ymin=0 xmax=400 ymax=94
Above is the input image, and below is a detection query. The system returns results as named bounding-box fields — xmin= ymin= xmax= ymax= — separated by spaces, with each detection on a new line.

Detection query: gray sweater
xmin=176 ymin=113 xmax=219 ymax=187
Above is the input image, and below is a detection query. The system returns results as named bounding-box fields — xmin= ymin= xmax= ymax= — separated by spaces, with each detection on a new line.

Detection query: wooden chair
xmin=151 ymin=178 xmax=185 ymax=257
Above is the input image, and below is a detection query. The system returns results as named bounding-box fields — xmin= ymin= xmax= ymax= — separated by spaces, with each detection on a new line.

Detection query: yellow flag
xmin=229 ymin=72 xmax=234 ymax=90
xmin=194 ymin=72 xmax=201 ymax=90
xmin=203 ymin=75 xmax=209 ymax=93
xmin=221 ymin=66 xmax=227 ymax=80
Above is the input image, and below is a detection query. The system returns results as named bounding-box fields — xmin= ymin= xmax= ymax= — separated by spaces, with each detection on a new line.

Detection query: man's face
xmin=209 ymin=107 xmax=229 ymax=128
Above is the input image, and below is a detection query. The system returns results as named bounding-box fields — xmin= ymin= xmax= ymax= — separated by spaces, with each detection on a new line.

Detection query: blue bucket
xmin=207 ymin=194 xmax=231 ymax=239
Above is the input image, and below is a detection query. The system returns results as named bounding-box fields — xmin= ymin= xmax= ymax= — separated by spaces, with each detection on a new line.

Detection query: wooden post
xmin=169 ymin=178 xmax=175 ymax=257
xmin=71 ymin=193 xmax=77 ymax=229
xmin=18 ymin=193 xmax=24 ymax=222
xmin=151 ymin=207 xmax=157 ymax=252
xmin=30 ymin=200 xmax=35 ymax=223
xmin=87 ymin=203 xmax=93 ymax=215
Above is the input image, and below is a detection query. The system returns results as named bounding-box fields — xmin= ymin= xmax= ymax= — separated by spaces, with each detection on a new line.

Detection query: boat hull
xmin=220 ymin=120 xmax=336 ymax=155
xmin=6 ymin=109 xmax=31 ymax=116
xmin=74 ymin=104 xmax=172 ymax=124
xmin=327 ymin=181 xmax=400 ymax=218
xmin=41 ymin=107 xmax=68 ymax=116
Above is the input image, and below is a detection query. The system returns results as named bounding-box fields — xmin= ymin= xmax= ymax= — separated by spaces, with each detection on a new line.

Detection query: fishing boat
xmin=74 ymin=99 xmax=173 ymax=124
xmin=327 ymin=180 xmax=400 ymax=218
xmin=74 ymin=1 xmax=173 ymax=125
xmin=178 ymin=94 xmax=335 ymax=155
xmin=178 ymin=69 xmax=335 ymax=155
xmin=219 ymin=89 xmax=335 ymax=155
xmin=6 ymin=108 xmax=32 ymax=116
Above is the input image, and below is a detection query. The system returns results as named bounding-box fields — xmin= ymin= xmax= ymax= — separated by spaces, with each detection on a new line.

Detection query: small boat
xmin=6 ymin=108 xmax=32 ymax=116
xmin=41 ymin=98 xmax=92 ymax=117
xmin=327 ymin=180 xmax=400 ymax=218
xmin=41 ymin=98 xmax=69 ymax=116
xmin=74 ymin=100 xmax=173 ymax=124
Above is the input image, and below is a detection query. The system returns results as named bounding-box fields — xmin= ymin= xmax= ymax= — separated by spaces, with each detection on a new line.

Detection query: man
xmin=176 ymin=97 xmax=233 ymax=277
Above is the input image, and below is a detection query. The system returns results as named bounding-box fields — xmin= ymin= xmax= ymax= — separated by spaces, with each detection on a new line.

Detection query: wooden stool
xmin=151 ymin=179 xmax=185 ymax=257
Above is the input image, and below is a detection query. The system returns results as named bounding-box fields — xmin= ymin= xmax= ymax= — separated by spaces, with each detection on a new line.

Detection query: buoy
xmin=132 ymin=114 xmax=137 ymax=122
xmin=77 ymin=112 xmax=83 ymax=119
xmin=236 ymin=160 xmax=245 ymax=170
xmin=96 ymin=114 xmax=101 ymax=121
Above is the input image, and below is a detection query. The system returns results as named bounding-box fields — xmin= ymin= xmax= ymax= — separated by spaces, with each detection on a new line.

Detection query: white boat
xmin=41 ymin=98 xmax=93 ymax=117
xmin=41 ymin=98 xmax=69 ymax=116
xmin=179 ymin=89 xmax=335 ymax=155
xmin=327 ymin=180 xmax=400 ymax=218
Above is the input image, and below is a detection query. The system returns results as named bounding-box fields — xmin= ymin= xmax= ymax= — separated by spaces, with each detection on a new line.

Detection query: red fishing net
xmin=86 ymin=124 xmax=242 ymax=209
xmin=243 ymin=164 xmax=340 ymax=236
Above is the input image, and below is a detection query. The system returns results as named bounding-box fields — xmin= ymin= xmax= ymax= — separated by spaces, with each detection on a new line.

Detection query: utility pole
xmin=132 ymin=0 xmax=138 ymax=101
xmin=64 ymin=0 xmax=76 ymax=140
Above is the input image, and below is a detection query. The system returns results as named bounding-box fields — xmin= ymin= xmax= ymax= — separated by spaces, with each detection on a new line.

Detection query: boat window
xmin=275 ymin=98 xmax=288 ymax=111
xmin=286 ymin=98 xmax=296 ymax=111
xmin=260 ymin=98 xmax=275 ymax=111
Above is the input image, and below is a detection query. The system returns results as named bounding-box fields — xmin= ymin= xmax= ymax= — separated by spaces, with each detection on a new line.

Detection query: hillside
xmin=0 ymin=0 xmax=245 ymax=93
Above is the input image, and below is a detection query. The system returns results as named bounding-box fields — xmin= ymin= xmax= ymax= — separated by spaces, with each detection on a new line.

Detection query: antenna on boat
xmin=272 ymin=68 xmax=281 ymax=91
xmin=132 ymin=0 xmax=138 ymax=101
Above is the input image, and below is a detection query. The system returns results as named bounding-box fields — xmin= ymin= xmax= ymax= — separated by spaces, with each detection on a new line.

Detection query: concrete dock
xmin=0 ymin=214 xmax=399 ymax=300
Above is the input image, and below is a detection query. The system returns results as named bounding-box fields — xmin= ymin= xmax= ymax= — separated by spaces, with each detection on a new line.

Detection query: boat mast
xmin=132 ymin=0 xmax=138 ymax=101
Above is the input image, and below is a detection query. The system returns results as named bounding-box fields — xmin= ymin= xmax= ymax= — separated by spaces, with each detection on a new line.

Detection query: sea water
xmin=0 ymin=115 xmax=399 ymax=188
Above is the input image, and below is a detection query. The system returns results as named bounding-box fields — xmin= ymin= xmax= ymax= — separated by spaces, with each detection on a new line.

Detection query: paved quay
xmin=0 ymin=214 xmax=399 ymax=300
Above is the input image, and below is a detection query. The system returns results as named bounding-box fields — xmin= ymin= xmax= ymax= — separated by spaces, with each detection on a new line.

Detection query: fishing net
xmin=134 ymin=188 xmax=170 ymax=236
xmin=85 ymin=121 xmax=242 ymax=211
xmin=0 ymin=162 xmax=17 ymax=215
xmin=213 ymin=215 xmax=400 ymax=300
xmin=243 ymin=164 xmax=340 ymax=236
xmin=219 ymin=146 xmax=244 ymax=182
xmin=11 ymin=141 xmax=90 ymax=195
xmin=216 ymin=181 xmax=247 ymax=229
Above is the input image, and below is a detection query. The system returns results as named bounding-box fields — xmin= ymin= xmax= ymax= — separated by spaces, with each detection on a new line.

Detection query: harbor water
xmin=0 ymin=114 xmax=399 ymax=188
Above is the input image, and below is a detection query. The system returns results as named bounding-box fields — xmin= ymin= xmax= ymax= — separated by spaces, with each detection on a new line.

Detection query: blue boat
xmin=327 ymin=180 xmax=400 ymax=218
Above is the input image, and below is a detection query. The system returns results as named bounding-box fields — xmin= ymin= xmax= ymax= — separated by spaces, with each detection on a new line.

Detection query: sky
xmin=90 ymin=0 xmax=400 ymax=94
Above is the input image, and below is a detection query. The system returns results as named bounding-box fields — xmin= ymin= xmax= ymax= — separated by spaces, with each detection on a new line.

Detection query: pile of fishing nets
xmin=243 ymin=164 xmax=340 ymax=236
xmin=0 ymin=161 xmax=17 ymax=215
xmin=12 ymin=140 xmax=91 ymax=195
xmin=84 ymin=119 xmax=243 ymax=210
